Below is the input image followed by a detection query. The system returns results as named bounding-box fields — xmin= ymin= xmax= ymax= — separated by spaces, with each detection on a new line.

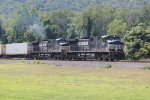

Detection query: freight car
xmin=0 ymin=35 xmax=125 ymax=61
xmin=2 ymin=43 xmax=32 ymax=59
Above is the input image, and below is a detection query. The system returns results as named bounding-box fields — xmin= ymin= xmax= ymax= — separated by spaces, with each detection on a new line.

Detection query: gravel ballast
xmin=0 ymin=60 xmax=150 ymax=69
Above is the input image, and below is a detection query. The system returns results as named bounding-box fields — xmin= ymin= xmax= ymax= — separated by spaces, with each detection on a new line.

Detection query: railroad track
xmin=1 ymin=58 xmax=150 ymax=64
xmin=73 ymin=59 xmax=150 ymax=63
xmin=119 ymin=60 xmax=150 ymax=63
xmin=0 ymin=59 xmax=150 ymax=69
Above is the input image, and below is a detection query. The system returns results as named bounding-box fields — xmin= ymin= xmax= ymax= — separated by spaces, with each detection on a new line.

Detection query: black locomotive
xmin=30 ymin=35 xmax=125 ymax=61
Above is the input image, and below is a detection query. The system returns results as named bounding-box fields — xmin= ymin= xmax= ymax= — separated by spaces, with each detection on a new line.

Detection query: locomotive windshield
xmin=101 ymin=35 xmax=121 ymax=43
xmin=56 ymin=38 xmax=69 ymax=46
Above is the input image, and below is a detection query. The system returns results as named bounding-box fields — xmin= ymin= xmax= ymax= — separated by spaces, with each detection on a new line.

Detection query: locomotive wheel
xmin=55 ymin=57 xmax=57 ymax=60
xmin=105 ymin=58 xmax=109 ymax=61
xmin=72 ymin=56 xmax=78 ymax=60
xmin=68 ymin=56 xmax=72 ymax=61
xmin=55 ymin=56 xmax=58 ymax=60
xmin=58 ymin=57 xmax=61 ymax=60
xmin=110 ymin=59 xmax=114 ymax=62
xmin=98 ymin=57 xmax=102 ymax=61
xmin=116 ymin=59 xmax=119 ymax=61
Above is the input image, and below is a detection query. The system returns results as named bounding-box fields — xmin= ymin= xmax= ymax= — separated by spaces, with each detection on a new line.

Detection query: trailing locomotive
xmin=0 ymin=35 xmax=125 ymax=61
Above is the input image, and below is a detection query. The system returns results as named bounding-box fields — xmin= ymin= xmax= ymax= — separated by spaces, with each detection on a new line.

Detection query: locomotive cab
xmin=101 ymin=35 xmax=124 ymax=51
xmin=56 ymin=38 xmax=70 ymax=51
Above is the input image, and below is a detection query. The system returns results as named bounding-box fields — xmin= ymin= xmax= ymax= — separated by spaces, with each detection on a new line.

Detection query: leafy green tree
xmin=42 ymin=10 xmax=74 ymax=39
xmin=1 ymin=0 xmax=149 ymax=17
xmin=139 ymin=5 xmax=150 ymax=26
xmin=0 ymin=17 xmax=7 ymax=43
xmin=91 ymin=6 xmax=111 ymax=36
xmin=44 ymin=25 xmax=59 ymax=39
xmin=24 ymin=29 xmax=36 ymax=42
xmin=125 ymin=10 xmax=140 ymax=28
xmin=3 ymin=5 xmax=43 ymax=43
xmin=67 ymin=24 xmax=79 ymax=39
xmin=24 ymin=24 xmax=45 ymax=42
xmin=107 ymin=19 xmax=127 ymax=37
xmin=0 ymin=17 xmax=3 ymax=42
xmin=73 ymin=5 xmax=114 ymax=38
xmin=124 ymin=25 xmax=150 ymax=59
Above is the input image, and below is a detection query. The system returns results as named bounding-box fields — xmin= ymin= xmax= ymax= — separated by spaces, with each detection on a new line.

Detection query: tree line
xmin=1 ymin=0 xmax=149 ymax=16
xmin=1 ymin=4 xmax=150 ymax=59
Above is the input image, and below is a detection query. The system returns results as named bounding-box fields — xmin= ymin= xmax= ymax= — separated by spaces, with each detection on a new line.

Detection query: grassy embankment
xmin=0 ymin=63 xmax=150 ymax=100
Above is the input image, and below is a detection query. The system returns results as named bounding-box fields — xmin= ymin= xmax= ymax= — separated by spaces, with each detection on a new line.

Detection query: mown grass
xmin=0 ymin=63 xmax=150 ymax=100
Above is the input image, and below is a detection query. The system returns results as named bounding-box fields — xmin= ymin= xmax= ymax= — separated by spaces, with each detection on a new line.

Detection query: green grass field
xmin=0 ymin=63 xmax=150 ymax=100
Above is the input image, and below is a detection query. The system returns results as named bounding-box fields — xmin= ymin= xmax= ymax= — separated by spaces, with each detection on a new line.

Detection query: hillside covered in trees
xmin=1 ymin=0 xmax=150 ymax=16
xmin=1 ymin=1 xmax=150 ymax=59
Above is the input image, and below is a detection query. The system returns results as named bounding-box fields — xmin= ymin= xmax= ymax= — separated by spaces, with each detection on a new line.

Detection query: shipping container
xmin=6 ymin=43 xmax=32 ymax=55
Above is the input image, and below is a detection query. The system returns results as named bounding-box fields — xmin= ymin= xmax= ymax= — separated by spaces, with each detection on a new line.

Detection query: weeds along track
xmin=120 ymin=60 xmax=150 ymax=63
xmin=0 ymin=59 xmax=150 ymax=69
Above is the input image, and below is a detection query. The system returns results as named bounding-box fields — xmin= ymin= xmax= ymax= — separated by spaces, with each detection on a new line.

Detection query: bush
xmin=143 ymin=66 xmax=150 ymax=70
xmin=104 ymin=64 xmax=112 ymax=69
xmin=33 ymin=60 xmax=41 ymax=64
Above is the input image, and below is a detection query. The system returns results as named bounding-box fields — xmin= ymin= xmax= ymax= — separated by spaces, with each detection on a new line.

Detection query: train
xmin=0 ymin=35 xmax=125 ymax=61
